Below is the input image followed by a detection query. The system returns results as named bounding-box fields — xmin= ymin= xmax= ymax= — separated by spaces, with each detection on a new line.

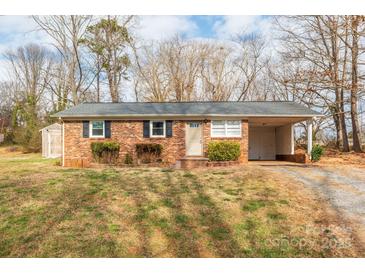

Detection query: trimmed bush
xmin=135 ymin=143 xmax=163 ymax=163
xmin=311 ymin=144 xmax=324 ymax=162
xmin=207 ymin=141 xmax=240 ymax=161
xmin=91 ymin=142 xmax=120 ymax=164
xmin=124 ymin=153 xmax=133 ymax=165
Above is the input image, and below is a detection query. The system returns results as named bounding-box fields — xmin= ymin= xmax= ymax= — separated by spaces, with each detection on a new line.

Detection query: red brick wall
xmin=202 ymin=120 xmax=248 ymax=163
xmin=276 ymin=153 xmax=309 ymax=163
xmin=63 ymin=119 xmax=249 ymax=166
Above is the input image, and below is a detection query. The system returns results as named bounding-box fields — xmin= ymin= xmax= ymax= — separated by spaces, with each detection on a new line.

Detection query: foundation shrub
xmin=207 ymin=141 xmax=240 ymax=161
xmin=91 ymin=142 xmax=120 ymax=164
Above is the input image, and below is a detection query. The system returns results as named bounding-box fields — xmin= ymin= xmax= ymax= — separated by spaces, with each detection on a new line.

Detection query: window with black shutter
xmin=166 ymin=120 xmax=173 ymax=137
xmin=143 ymin=120 xmax=150 ymax=138
xmin=105 ymin=121 xmax=111 ymax=138
xmin=82 ymin=121 xmax=89 ymax=138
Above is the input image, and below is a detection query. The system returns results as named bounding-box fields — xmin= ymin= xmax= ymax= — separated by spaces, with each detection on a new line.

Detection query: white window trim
xmin=150 ymin=120 xmax=166 ymax=138
xmin=89 ymin=120 xmax=105 ymax=138
xmin=211 ymin=120 xmax=242 ymax=138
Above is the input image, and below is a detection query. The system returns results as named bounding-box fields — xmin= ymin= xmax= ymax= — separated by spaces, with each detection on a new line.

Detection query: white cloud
xmin=0 ymin=16 xmax=56 ymax=81
xmin=0 ymin=16 xmax=53 ymax=54
xmin=0 ymin=15 xmax=36 ymax=33
xmin=137 ymin=16 xmax=198 ymax=40
xmin=213 ymin=16 xmax=273 ymax=39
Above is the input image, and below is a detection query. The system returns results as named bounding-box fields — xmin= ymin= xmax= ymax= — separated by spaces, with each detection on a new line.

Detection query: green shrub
xmin=207 ymin=141 xmax=240 ymax=161
xmin=13 ymin=126 xmax=41 ymax=153
xmin=124 ymin=153 xmax=133 ymax=165
xmin=311 ymin=144 xmax=324 ymax=162
xmin=135 ymin=143 xmax=163 ymax=163
xmin=91 ymin=142 xmax=120 ymax=164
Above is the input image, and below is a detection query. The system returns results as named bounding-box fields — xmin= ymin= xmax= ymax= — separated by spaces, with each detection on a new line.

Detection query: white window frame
xmin=150 ymin=120 xmax=166 ymax=138
xmin=211 ymin=120 xmax=241 ymax=138
xmin=89 ymin=120 xmax=105 ymax=138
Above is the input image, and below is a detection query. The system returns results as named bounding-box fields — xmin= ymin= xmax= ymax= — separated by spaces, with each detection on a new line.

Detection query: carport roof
xmin=52 ymin=101 xmax=322 ymax=118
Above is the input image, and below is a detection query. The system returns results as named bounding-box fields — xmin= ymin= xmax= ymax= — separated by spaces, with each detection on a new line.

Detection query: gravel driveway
xmin=260 ymin=163 xmax=365 ymax=227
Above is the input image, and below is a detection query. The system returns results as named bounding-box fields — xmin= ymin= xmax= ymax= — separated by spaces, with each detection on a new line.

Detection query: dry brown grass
xmin=0 ymin=149 xmax=363 ymax=257
xmin=320 ymin=149 xmax=365 ymax=167
xmin=296 ymin=147 xmax=365 ymax=166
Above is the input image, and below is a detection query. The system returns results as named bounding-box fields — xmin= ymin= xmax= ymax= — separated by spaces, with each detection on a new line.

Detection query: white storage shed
xmin=40 ymin=123 xmax=62 ymax=158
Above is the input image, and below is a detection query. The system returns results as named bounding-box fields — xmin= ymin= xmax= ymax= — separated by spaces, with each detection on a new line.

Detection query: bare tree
xmin=46 ymin=59 xmax=68 ymax=111
xmin=346 ymin=16 xmax=363 ymax=152
xmin=233 ymin=33 xmax=267 ymax=101
xmin=33 ymin=15 xmax=93 ymax=105
xmin=3 ymin=44 xmax=53 ymax=150
xmin=133 ymin=36 xmax=214 ymax=102
xmin=200 ymin=45 xmax=236 ymax=101
xmin=4 ymin=44 xmax=52 ymax=115
xmin=274 ymin=16 xmax=352 ymax=151
xmin=164 ymin=36 xmax=211 ymax=101
xmin=131 ymin=41 xmax=171 ymax=101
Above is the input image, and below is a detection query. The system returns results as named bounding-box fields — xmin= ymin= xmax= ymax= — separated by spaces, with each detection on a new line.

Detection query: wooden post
xmin=290 ymin=123 xmax=295 ymax=155
xmin=307 ymin=119 xmax=313 ymax=159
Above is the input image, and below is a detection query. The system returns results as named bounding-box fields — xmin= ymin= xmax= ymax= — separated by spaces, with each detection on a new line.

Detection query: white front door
xmin=185 ymin=122 xmax=203 ymax=156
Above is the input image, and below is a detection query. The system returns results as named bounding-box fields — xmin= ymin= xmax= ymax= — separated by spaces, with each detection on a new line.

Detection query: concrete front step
xmin=176 ymin=157 xmax=240 ymax=169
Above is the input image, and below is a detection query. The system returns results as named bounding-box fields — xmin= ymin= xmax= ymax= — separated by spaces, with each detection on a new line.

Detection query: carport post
xmin=291 ymin=123 xmax=295 ymax=154
xmin=307 ymin=119 xmax=313 ymax=159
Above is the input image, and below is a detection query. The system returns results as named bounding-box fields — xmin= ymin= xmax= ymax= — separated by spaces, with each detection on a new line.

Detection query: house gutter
xmin=52 ymin=114 xmax=323 ymax=120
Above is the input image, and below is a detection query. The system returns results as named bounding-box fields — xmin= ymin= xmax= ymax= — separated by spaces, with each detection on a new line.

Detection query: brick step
xmin=181 ymin=157 xmax=209 ymax=160
xmin=176 ymin=157 xmax=240 ymax=169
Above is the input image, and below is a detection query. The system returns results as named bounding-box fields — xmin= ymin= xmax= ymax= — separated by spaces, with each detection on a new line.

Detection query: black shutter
xmin=105 ymin=121 xmax=111 ymax=138
xmin=143 ymin=120 xmax=150 ymax=138
xmin=82 ymin=121 xmax=89 ymax=138
xmin=166 ymin=120 xmax=173 ymax=137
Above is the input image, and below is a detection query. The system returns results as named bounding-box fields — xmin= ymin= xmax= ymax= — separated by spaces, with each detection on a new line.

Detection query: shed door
xmin=249 ymin=127 xmax=276 ymax=160
xmin=185 ymin=122 xmax=203 ymax=156
xmin=48 ymin=130 xmax=62 ymax=158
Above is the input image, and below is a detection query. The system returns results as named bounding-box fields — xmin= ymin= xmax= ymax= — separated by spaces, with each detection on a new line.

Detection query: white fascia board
xmin=58 ymin=114 xmax=322 ymax=120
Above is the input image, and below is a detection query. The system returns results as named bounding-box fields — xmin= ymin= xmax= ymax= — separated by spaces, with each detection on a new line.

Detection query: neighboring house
xmin=40 ymin=123 xmax=62 ymax=158
xmin=52 ymin=101 xmax=321 ymax=167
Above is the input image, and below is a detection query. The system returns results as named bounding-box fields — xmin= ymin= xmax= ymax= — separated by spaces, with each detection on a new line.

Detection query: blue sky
xmin=0 ymin=15 xmax=272 ymax=48
xmin=188 ymin=16 xmax=222 ymax=38
xmin=0 ymin=15 xmax=272 ymax=80
xmin=136 ymin=15 xmax=271 ymax=40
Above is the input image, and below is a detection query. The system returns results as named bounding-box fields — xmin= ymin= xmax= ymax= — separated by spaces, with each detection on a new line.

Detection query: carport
xmin=248 ymin=116 xmax=313 ymax=161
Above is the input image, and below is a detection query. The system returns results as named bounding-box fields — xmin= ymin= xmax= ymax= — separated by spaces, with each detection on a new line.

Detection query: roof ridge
xmin=81 ymin=101 xmax=295 ymax=104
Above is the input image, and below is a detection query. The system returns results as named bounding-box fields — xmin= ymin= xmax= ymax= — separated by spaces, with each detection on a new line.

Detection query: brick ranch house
xmin=52 ymin=101 xmax=321 ymax=168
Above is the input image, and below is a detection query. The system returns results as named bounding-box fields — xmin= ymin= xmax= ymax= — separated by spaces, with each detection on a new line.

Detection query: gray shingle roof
xmin=52 ymin=101 xmax=321 ymax=118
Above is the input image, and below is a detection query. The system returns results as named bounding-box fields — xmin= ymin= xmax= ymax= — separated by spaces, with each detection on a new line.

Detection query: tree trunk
xmin=333 ymin=112 xmax=341 ymax=148
xmin=96 ymin=57 xmax=100 ymax=102
xmin=350 ymin=16 xmax=363 ymax=152
xmin=338 ymin=97 xmax=350 ymax=151
xmin=330 ymin=18 xmax=349 ymax=152
xmin=339 ymin=18 xmax=350 ymax=152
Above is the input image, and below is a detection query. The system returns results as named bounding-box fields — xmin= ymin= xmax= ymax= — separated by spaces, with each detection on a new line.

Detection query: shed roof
xmin=52 ymin=101 xmax=321 ymax=118
xmin=40 ymin=123 xmax=62 ymax=131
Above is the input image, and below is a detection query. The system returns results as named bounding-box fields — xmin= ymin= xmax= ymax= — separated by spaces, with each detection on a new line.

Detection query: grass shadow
xmin=185 ymin=172 xmax=243 ymax=257
xmin=154 ymin=171 xmax=201 ymax=257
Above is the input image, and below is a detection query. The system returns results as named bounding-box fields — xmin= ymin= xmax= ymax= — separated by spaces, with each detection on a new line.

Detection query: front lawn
xmin=0 ymin=147 xmax=361 ymax=257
